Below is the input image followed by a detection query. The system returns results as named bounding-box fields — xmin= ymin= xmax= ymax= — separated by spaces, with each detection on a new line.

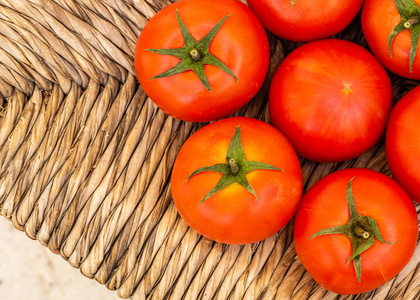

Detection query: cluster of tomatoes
xmin=134 ymin=0 xmax=420 ymax=295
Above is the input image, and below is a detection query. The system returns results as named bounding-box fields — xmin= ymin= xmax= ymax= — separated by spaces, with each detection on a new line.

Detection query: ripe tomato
xmin=362 ymin=0 xmax=420 ymax=79
xmin=246 ymin=0 xmax=364 ymax=42
xmin=134 ymin=0 xmax=270 ymax=122
xmin=294 ymin=168 xmax=418 ymax=294
xmin=386 ymin=85 xmax=420 ymax=203
xmin=171 ymin=117 xmax=303 ymax=244
xmin=269 ymin=39 xmax=393 ymax=163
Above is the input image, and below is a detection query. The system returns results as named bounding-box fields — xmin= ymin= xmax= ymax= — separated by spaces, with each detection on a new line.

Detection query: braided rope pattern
xmin=0 ymin=0 xmax=419 ymax=299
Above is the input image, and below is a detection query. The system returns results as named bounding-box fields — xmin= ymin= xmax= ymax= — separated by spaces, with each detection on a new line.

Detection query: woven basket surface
xmin=0 ymin=0 xmax=419 ymax=299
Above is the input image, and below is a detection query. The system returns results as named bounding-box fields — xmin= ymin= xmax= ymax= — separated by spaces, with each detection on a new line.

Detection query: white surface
xmin=0 ymin=219 xmax=120 ymax=300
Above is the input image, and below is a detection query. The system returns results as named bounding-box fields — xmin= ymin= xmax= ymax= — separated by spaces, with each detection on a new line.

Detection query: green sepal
xmin=146 ymin=9 xmax=238 ymax=91
xmin=409 ymin=25 xmax=420 ymax=72
xmin=176 ymin=9 xmax=196 ymax=45
xmin=347 ymin=236 xmax=375 ymax=265
xmin=309 ymin=224 xmax=349 ymax=241
xmin=388 ymin=21 xmax=408 ymax=57
xmin=187 ymin=164 xmax=229 ymax=181
xmin=227 ymin=126 xmax=246 ymax=165
xmin=353 ymin=255 xmax=362 ymax=283
xmin=309 ymin=177 xmax=396 ymax=283
xmin=234 ymin=172 xmax=258 ymax=200
xmin=389 ymin=0 xmax=420 ymax=72
xmin=368 ymin=217 xmax=396 ymax=245
xmin=394 ymin=0 xmax=419 ymax=17
xmin=347 ymin=235 xmax=374 ymax=282
xmin=187 ymin=126 xmax=283 ymax=203
xmin=199 ymin=173 xmax=236 ymax=203
xmin=242 ymin=161 xmax=282 ymax=174
xmin=147 ymin=47 xmax=187 ymax=60
xmin=191 ymin=61 xmax=211 ymax=91
xmin=149 ymin=58 xmax=191 ymax=80
xmin=346 ymin=177 xmax=358 ymax=218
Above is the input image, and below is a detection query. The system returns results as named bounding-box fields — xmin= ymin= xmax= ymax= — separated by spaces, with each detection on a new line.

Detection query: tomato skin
xmin=268 ymin=39 xmax=393 ymax=163
xmin=386 ymin=85 xmax=420 ymax=203
xmin=247 ymin=0 xmax=364 ymax=42
xmin=134 ymin=0 xmax=270 ymax=122
xmin=294 ymin=168 xmax=418 ymax=295
xmin=171 ymin=117 xmax=303 ymax=244
xmin=362 ymin=0 xmax=420 ymax=79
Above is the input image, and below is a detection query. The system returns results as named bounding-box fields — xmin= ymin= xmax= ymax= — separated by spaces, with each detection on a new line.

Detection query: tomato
xmin=362 ymin=0 xmax=420 ymax=79
xmin=294 ymin=168 xmax=418 ymax=294
xmin=386 ymin=85 xmax=420 ymax=203
xmin=268 ymin=39 xmax=393 ymax=163
xmin=246 ymin=0 xmax=364 ymax=42
xmin=134 ymin=0 xmax=270 ymax=122
xmin=171 ymin=117 xmax=303 ymax=244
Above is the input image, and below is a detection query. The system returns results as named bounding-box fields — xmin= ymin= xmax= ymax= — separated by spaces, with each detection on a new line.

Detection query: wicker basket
xmin=0 ymin=0 xmax=419 ymax=299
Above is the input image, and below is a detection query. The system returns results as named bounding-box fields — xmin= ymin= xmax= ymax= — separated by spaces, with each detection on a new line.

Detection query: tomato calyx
xmin=146 ymin=10 xmax=238 ymax=91
xmin=309 ymin=177 xmax=395 ymax=283
xmin=187 ymin=126 xmax=283 ymax=203
xmin=389 ymin=0 xmax=420 ymax=72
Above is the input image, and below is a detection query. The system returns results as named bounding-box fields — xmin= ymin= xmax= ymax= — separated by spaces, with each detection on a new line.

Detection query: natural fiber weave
xmin=0 ymin=0 xmax=419 ymax=299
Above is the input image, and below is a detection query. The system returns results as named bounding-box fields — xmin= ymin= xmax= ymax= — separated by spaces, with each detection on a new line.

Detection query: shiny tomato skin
xmin=269 ymin=39 xmax=393 ymax=163
xmin=134 ymin=0 xmax=270 ymax=122
xmin=386 ymin=85 xmax=420 ymax=203
xmin=247 ymin=0 xmax=364 ymax=42
xmin=362 ymin=0 xmax=420 ymax=79
xmin=294 ymin=168 xmax=418 ymax=294
xmin=171 ymin=117 xmax=303 ymax=244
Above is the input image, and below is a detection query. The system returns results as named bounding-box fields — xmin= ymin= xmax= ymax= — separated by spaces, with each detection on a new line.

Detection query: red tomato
xmin=171 ymin=117 xmax=303 ymax=244
xmin=362 ymin=0 xmax=420 ymax=79
xmin=134 ymin=0 xmax=270 ymax=122
xmin=386 ymin=85 xmax=420 ymax=203
xmin=269 ymin=39 xmax=393 ymax=163
xmin=294 ymin=168 xmax=418 ymax=294
xmin=247 ymin=0 xmax=364 ymax=42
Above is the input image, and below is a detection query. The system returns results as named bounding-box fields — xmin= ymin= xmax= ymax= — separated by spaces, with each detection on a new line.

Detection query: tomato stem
xmin=354 ymin=226 xmax=370 ymax=239
xmin=190 ymin=48 xmax=201 ymax=61
xmin=405 ymin=15 xmax=420 ymax=28
xmin=229 ymin=158 xmax=240 ymax=174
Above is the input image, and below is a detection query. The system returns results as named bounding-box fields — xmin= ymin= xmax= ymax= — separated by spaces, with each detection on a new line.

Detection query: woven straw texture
xmin=0 ymin=0 xmax=419 ymax=299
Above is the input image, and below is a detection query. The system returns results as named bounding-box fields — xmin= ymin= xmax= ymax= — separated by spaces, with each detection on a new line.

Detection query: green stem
xmin=405 ymin=15 xmax=420 ymax=28
xmin=190 ymin=48 xmax=201 ymax=61
xmin=229 ymin=158 xmax=240 ymax=175
xmin=354 ymin=226 xmax=370 ymax=239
